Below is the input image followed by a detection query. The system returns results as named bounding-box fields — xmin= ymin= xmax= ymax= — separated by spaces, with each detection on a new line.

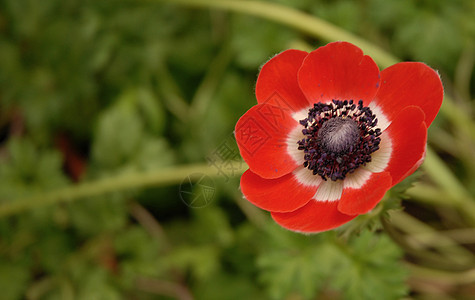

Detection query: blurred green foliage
xmin=0 ymin=0 xmax=474 ymax=299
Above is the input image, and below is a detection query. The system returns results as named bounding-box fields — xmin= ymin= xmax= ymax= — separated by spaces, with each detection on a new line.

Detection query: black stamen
xmin=297 ymin=99 xmax=381 ymax=181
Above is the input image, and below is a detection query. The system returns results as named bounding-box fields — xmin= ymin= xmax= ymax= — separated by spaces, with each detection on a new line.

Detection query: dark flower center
xmin=297 ymin=100 xmax=381 ymax=181
xmin=317 ymin=117 xmax=359 ymax=154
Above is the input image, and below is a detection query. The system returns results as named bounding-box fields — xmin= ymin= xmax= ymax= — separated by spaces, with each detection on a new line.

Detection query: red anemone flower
xmin=235 ymin=41 xmax=443 ymax=233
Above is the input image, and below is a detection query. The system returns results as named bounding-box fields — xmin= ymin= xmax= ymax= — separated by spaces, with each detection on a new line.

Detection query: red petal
xmin=372 ymin=62 xmax=443 ymax=127
xmin=271 ymin=200 xmax=356 ymax=233
xmin=240 ymin=169 xmax=316 ymax=212
xmin=235 ymin=103 xmax=300 ymax=179
xmin=337 ymin=172 xmax=392 ymax=215
xmin=256 ymin=49 xmax=311 ymax=112
xmin=298 ymin=41 xmax=380 ymax=104
xmin=384 ymin=106 xmax=427 ymax=186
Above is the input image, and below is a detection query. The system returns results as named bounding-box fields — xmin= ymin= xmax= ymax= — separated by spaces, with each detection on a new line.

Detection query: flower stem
xmin=407 ymin=263 xmax=475 ymax=285
xmin=423 ymin=148 xmax=473 ymax=203
xmin=160 ymin=0 xmax=399 ymax=68
xmin=388 ymin=211 xmax=475 ymax=266
xmin=0 ymin=164 xmax=234 ymax=218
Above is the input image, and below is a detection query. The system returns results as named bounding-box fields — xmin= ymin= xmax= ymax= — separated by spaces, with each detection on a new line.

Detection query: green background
xmin=0 ymin=0 xmax=475 ymax=299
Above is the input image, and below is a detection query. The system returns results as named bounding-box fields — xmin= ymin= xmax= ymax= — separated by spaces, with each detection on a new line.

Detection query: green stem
xmin=382 ymin=215 xmax=470 ymax=271
xmin=156 ymin=61 xmax=190 ymax=122
xmin=161 ymin=0 xmax=399 ymax=68
xmin=0 ymin=164 xmax=237 ymax=218
xmin=407 ymin=183 xmax=475 ymax=226
xmin=388 ymin=211 xmax=475 ymax=266
xmin=440 ymin=99 xmax=475 ymax=141
xmin=406 ymin=184 xmax=454 ymax=207
xmin=407 ymin=263 xmax=475 ymax=285
xmin=423 ymin=148 xmax=471 ymax=200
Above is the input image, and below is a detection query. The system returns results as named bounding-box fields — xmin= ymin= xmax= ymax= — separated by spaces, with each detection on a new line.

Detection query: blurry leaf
xmin=0 ymin=138 xmax=69 ymax=200
xmin=190 ymin=207 xmax=234 ymax=246
xmin=133 ymin=137 xmax=175 ymax=171
xmin=114 ymin=226 xmax=163 ymax=286
xmin=68 ymin=194 xmax=128 ymax=236
xmin=91 ymin=97 xmax=144 ymax=169
xmin=256 ymin=225 xmax=331 ymax=299
xmin=368 ymin=0 xmax=416 ymax=31
xmin=394 ymin=12 xmax=462 ymax=71
xmin=91 ymin=89 xmax=173 ymax=172
xmin=312 ymin=0 xmax=362 ymax=32
xmin=76 ymin=268 xmax=121 ymax=300
xmin=0 ymin=259 xmax=31 ymax=300
xmin=181 ymin=72 xmax=252 ymax=162
xmin=166 ymin=245 xmax=221 ymax=281
xmin=257 ymin=226 xmax=407 ymax=300
xmin=194 ymin=273 xmax=265 ymax=300
xmin=256 ymin=228 xmax=332 ymax=300
xmin=167 ymin=13 xmax=217 ymax=76
xmin=330 ymin=231 xmax=409 ymax=300
xmin=135 ymin=87 xmax=166 ymax=135
xmin=48 ymin=243 xmax=122 ymax=300
xmin=231 ymin=16 xmax=295 ymax=69
xmin=36 ymin=232 xmax=74 ymax=273
xmin=258 ymin=246 xmax=327 ymax=299
xmin=0 ymin=41 xmax=23 ymax=105
xmin=162 ymin=207 xmax=235 ymax=282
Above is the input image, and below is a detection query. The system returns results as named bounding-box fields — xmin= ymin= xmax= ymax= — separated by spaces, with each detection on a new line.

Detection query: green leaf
xmin=162 ymin=208 xmax=236 ymax=282
xmin=91 ymin=89 xmax=174 ymax=173
xmin=75 ymin=268 xmax=121 ymax=300
xmin=165 ymin=245 xmax=221 ymax=282
xmin=91 ymin=98 xmax=144 ymax=169
xmin=258 ymin=247 xmax=327 ymax=299
xmin=0 ymin=259 xmax=31 ymax=300
xmin=256 ymin=226 xmax=332 ymax=299
xmin=133 ymin=137 xmax=175 ymax=171
xmin=256 ymin=226 xmax=408 ymax=300
xmin=191 ymin=207 xmax=234 ymax=246
xmin=135 ymin=87 xmax=166 ymax=135
xmin=113 ymin=225 xmax=163 ymax=286
xmin=394 ymin=9 xmax=462 ymax=71
xmin=68 ymin=194 xmax=128 ymax=236
xmin=330 ymin=231 xmax=409 ymax=300
xmin=194 ymin=273 xmax=265 ymax=300
xmin=312 ymin=0 xmax=363 ymax=32
xmin=0 ymin=138 xmax=69 ymax=200
xmin=231 ymin=15 xmax=295 ymax=69
xmin=35 ymin=232 xmax=74 ymax=273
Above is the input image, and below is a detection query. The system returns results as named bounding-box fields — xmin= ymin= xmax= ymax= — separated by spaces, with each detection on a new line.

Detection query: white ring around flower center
xmin=288 ymin=104 xmax=392 ymax=202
